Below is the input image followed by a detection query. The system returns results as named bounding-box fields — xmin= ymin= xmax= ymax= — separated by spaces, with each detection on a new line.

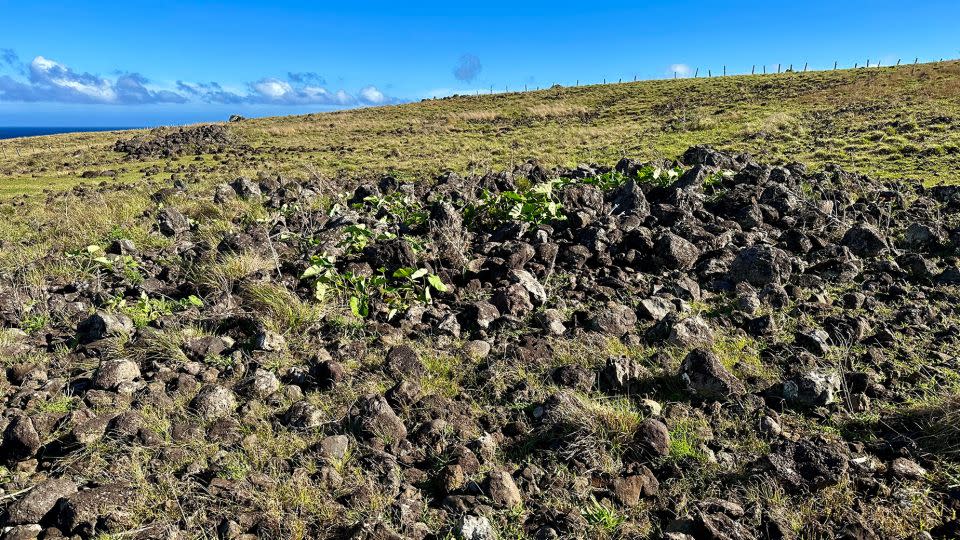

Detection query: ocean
xmin=0 ymin=127 xmax=133 ymax=140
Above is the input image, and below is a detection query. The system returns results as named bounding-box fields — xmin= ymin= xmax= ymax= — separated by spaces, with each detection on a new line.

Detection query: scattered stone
xmin=386 ymin=344 xmax=424 ymax=380
xmin=318 ymin=435 xmax=350 ymax=461
xmin=6 ymin=478 xmax=78 ymax=524
xmin=486 ymin=470 xmax=522 ymax=508
xmin=668 ymin=316 xmax=715 ymax=348
xmin=783 ymin=370 xmax=841 ymax=407
xmin=729 ymin=245 xmax=792 ymax=286
xmin=157 ymin=207 xmax=190 ymax=236
xmin=458 ymin=515 xmax=496 ymax=540
xmin=654 ymin=232 xmax=700 ymax=271
xmin=463 ymin=340 xmax=492 ymax=359
xmin=2 ymin=415 xmax=41 ymax=461
xmin=77 ymin=311 xmax=133 ymax=342
xmin=638 ymin=297 xmax=676 ymax=321
xmin=284 ymin=400 xmax=323 ymax=429
xmin=680 ymin=349 xmax=745 ymax=399
xmin=842 ymin=224 xmax=888 ymax=257
xmin=91 ymin=359 xmax=140 ymax=390
xmin=589 ymin=303 xmax=638 ymax=335
xmin=356 ymin=395 xmax=407 ymax=442
xmin=249 ymin=368 xmax=280 ymax=398
xmin=191 ymin=385 xmax=237 ymax=420
xmin=635 ymin=418 xmax=671 ymax=457
xmin=890 ymin=457 xmax=926 ymax=480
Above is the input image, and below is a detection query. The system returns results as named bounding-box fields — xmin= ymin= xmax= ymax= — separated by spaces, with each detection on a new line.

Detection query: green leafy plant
xmin=383 ymin=267 xmax=448 ymax=319
xmin=468 ymin=178 xmax=565 ymax=227
xmin=302 ymin=254 xmax=383 ymax=318
xmin=67 ymin=244 xmax=143 ymax=283
xmin=338 ymin=224 xmax=395 ymax=253
xmin=362 ymin=192 xmax=428 ymax=226
xmin=107 ymin=292 xmax=203 ymax=328
xmin=301 ymin=256 xmax=448 ymax=320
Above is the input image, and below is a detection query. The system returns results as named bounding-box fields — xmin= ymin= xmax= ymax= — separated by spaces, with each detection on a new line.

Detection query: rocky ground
xmin=1 ymin=136 xmax=960 ymax=539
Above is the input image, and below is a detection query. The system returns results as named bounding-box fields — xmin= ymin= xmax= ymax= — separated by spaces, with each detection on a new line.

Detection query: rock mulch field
xmin=2 ymin=144 xmax=960 ymax=538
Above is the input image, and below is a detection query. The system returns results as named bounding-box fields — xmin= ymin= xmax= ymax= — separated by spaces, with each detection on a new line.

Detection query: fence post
xmin=803 ymin=62 xmax=807 ymax=72
xmin=708 ymin=69 xmax=712 ymax=77
xmin=633 ymin=75 xmax=637 ymax=82
xmin=777 ymin=63 xmax=781 ymax=73
xmin=723 ymin=65 xmax=726 ymax=76
xmin=694 ymin=67 xmax=699 ymax=77
xmin=763 ymin=65 xmax=766 ymax=74
xmin=751 ymin=65 xmax=755 ymax=75
xmin=866 ymin=59 xmax=870 ymax=67
xmin=576 ymin=80 xmax=579 ymax=86
xmin=618 ymin=78 xmax=621 ymax=83
xmin=854 ymin=62 xmax=858 ymax=69
xmin=896 ymin=59 xmax=901 ymax=66
xmin=674 ymin=72 xmax=677 ymax=79
xmin=834 ymin=61 xmax=837 ymax=70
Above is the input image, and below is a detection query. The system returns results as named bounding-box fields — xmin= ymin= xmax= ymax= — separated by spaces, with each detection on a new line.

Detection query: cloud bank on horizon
xmin=0 ymin=50 xmax=398 ymax=108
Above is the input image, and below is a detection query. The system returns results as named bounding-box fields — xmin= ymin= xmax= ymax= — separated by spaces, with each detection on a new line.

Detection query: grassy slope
xmin=2 ymin=61 xmax=960 ymax=200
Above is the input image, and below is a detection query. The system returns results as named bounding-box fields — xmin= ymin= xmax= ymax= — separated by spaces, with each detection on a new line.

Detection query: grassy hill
xmin=2 ymin=60 xmax=960 ymax=200
xmin=2 ymin=60 xmax=960 ymax=539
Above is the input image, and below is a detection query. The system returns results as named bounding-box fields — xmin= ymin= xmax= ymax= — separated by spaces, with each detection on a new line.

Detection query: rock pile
xmin=1 ymin=145 xmax=959 ymax=538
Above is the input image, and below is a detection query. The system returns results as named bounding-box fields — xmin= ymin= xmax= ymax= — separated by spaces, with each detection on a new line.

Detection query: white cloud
xmin=0 ymin=54 xmax=184 ymax=104
xmin=252 ymin=78 xmax=293 ymax=99
xmin=0 ymin=51 xmax=402 ymax=108
xmin=669 ymin=63 xmax=691 ymax=76
xmin=359 ymin=85 xmax=384 ymax=104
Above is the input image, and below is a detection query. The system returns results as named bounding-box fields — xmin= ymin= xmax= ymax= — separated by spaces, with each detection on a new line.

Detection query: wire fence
xmin=454 ymin=56 xmax=956 ymax=98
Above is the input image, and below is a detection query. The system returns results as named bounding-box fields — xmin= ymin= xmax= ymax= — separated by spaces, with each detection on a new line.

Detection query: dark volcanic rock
xmin=841 ymin=224 xmax=888 ymax=257
xmin=6 ymin=478 xmax=77 ymax=525
xmin=729 ymin=245 xmax=792 ymax=286
xmin=679 ymin=349 xmax=745 ymax=400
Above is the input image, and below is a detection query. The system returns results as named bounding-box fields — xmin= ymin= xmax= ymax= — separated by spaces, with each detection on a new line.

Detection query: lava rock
xmin=729 ymin=245 xmax=792 ymax=286
xmin=679 ymin=349 xmax=745 ymax=399
xmin=190 ymin=385 xmax=237 ymax=420
xmin=355 ymin=394 xmax=407 ymax=442
xmin=653 ymin=232 xmax=701 ymax=271
xmin=157 ymin=207 xmax=190 ymax=236
xmin=91 ymin=359 xmax=141 ymax=390
xmin=783 ymin=370 xmax=841 ymax=407
xmin=589 ymin=303 xmax=638 ymax=335
xmin=6 ymin=478 xmax=78 ymax=525
xmin=635 ymin=418 xmax=671 ymax=457
xmin=841 ymin=224 xmax=887 ymax=257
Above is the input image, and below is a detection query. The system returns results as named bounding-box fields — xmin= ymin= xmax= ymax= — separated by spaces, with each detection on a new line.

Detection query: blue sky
xmin=1 ymin=0 xmax=959 ymax=126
